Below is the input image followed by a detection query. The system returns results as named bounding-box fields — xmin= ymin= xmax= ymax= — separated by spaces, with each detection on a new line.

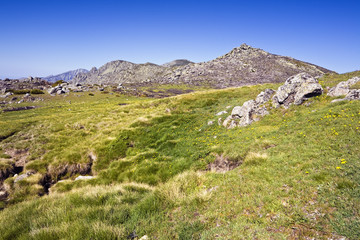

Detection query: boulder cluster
xmin=47 ymin=83 xmax=89 ymax=95
xmin=221 ymin=73 xmax=323 ymax=128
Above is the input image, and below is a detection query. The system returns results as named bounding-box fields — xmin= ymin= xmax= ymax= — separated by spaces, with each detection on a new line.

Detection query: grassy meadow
xmin=0 ymin=72 xmax=359 ymax=239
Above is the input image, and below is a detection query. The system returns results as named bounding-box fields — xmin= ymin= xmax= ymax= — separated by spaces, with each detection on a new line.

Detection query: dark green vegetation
xmin=7 ymin=89 xmax=44 ymax=94
xmin=0 ymin=72 xmax=359 ymax=239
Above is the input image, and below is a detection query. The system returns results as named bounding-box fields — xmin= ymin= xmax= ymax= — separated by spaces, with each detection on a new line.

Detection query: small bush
xmin=30 ymin=89 xmax=44 ymax=94
xmin=89 ymin=93 xmax=94 ymax=96
xmin=9 ymin=89 xmax=30 ymax=94
xmin=52 ymin=80 xmax=65 ymax=87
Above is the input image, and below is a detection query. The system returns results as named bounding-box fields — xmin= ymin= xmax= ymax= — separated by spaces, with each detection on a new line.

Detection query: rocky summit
xmin=71 ymin=44 xmax=334 ymax=87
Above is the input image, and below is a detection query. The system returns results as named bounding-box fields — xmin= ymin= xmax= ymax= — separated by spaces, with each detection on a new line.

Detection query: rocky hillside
xmin=43 ymin=68 xmax=89 ymax=82
xmin=71 ymin=44 xmax=334 ymax=87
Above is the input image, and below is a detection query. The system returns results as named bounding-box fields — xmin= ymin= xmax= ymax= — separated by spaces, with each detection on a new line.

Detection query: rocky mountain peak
xmin=71 ymin=44 xmax=335 ymax=87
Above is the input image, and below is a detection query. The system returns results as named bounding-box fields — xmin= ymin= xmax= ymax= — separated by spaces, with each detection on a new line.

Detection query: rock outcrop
xmin=272 ymin=73 xmax=323 ymax=108
xmin=223 ymin=88 xmax=275 ymax=128
xmin=71 ymin=44 xmax=334 ymax=87
xmin=344 ymin=89 xmax=360 ymax=100
xmin=327 ymin=76 xmax=360 ymax=97
xmin=221 ymin=73 xmax=323 ymax=128
xmin=0 ymin=77 xmax=50 ymax=93
xmin=328 ymin=76 xmax=360 ymax=102
xmin=48 ymin=83 xmax=71 ymax=95
xmin=47 ymin=82 xmax=92 ymax=95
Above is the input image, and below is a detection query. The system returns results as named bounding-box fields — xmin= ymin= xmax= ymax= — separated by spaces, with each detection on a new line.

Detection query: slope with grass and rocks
xmin=71 ymin=44 xmax=334 ymax=88
xmin=0 ymin=71 xmax=359 ymax=239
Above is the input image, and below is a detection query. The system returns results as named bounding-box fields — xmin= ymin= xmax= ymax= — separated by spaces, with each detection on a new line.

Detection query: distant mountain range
xmin=162 ymin=59 xmax=194 ymax=67
xmin=71 ymin=44 xmax=335 ymax=88
xmin=43 ymin=69 xmax=89 ymax=82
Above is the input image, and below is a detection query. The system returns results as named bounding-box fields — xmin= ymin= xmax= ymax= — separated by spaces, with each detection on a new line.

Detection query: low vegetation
xmin=7 ymin=89 xmax=44 ymax=94
xmin=0 ymin=72 xmax=359 ymax=239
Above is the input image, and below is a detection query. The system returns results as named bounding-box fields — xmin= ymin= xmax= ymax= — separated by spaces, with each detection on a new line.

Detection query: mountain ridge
xmin=71 ymin=44 xmax=335 ymax=87
xmin=43 ymin=68 xmax=89 ymax=82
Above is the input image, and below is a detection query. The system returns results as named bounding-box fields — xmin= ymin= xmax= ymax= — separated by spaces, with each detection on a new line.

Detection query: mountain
xmin=162 ymin=59 xmax=193 ymax=67
xmin=43 ymin=69 xmax=89 ymax=82
xmin=71 ymin=44 xmax=334 ymax=87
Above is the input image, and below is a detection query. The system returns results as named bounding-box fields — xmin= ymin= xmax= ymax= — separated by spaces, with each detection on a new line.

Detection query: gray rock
xmin=57 ymin=90 xmax=64 ymax=95
xmin=217 ymin=118 xmax=222 ymax=126
xmin=331 ymin=99 xmax=346 ymax=103
xmin=272 ymin=73 xmax=323 ymax=108
xmin=48 ymin=87 xmax=57 ymax=94
xmin=14 ymin=172 xmax=33 ymax=183
xmin=207 ymin=120 xmax=214 ymax=126
xmin=255 ymin=89 xmax=275 ymax=105
xmin=75 ymin=175 xmax=95 ymax=181
xmin=216 ymin=110 xmax=228 ymax=116
xmin=328 ymin=76 xmax=360 ymax=97
xmin=345 ymin=89 xmax=360 ymax=100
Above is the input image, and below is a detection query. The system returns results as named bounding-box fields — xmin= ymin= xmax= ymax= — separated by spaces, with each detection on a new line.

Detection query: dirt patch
xmin=207 ymin=154 xmax=241 ymax=173
xmin=5 ymin=149 xmax=29 ymax=167
xmin=3 ymin=106 xmax=37 ymax=112
xmin=40 ymin=153 xmax=95 ymax=194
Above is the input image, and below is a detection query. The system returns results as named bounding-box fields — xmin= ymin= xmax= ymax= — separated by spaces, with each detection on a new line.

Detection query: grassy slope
xmin=0 ymin=72 xmax=359 ymax=239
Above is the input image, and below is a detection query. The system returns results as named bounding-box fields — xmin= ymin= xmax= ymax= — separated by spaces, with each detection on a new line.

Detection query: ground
xmin=0 ymin=72 xmax=359 ymax=239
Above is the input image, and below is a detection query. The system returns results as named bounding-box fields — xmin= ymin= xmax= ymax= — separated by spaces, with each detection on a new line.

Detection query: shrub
xmin=52 ymin=80 xmax=65 ymax=87
xmin=30 ymin=89 xmax=44 ymax=94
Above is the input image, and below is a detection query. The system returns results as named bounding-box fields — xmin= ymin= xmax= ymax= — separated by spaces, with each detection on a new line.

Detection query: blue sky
xmin=0 ymin=0 xmax=359 ymax=78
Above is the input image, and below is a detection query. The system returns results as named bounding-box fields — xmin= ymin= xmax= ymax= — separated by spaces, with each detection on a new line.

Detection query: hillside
xmin=43 ymin=68 xmax=89 ymax=82
xmin=71 ymin=44 xmax=334 ymax=87
xmin=0 ymin=71 xmax=359 ymax=239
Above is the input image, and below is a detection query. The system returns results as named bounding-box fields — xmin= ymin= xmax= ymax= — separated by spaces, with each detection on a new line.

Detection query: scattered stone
xmin=216 ymin=110 xmax=227 ymax=116
xmin=74 ymin=175 xmax=95 ymax=181
xmin=331 ymin=99 xmax=345 ymax=103
xmin=139 ymin=235 xmax=149 ymax=240
xmin=14 ymin=172 xmax=33 ymax=183
xmin=217 ymin=118 xmax=222 ymax=126
xmin=327 ymin=76 xmax=360 ymax=97
xmin=272 ymin=73 xmax=323 ymax=108
xmin=207 ymin=120 xmax=214 ymax=126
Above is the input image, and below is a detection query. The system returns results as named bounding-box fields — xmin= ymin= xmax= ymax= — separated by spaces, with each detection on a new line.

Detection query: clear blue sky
xmin=0 ymin=0 xmax=359 ymax=79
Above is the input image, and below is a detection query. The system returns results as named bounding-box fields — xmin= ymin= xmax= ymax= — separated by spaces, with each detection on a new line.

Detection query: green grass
xmin=0 ymin=72 xmax=359 ymax=239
